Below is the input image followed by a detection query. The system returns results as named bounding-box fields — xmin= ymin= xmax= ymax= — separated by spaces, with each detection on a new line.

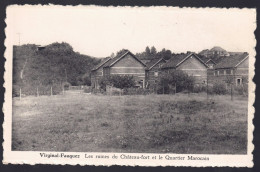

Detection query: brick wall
xmin=146 ymin=60 xmax=166 ymax=88
xmin=176 ymin=55 xmax=208 ymax=84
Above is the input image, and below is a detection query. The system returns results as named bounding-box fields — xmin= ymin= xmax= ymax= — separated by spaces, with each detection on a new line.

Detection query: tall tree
xmin=150 ymin=46 xmax=157 ymax=55
xmin=145 ymin=46 xmax=151 ymax=55
xmin=110 ymin=52 xmax=115 ymax=58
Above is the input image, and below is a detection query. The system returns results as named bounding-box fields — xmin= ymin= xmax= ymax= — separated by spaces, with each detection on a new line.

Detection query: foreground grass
xmin=12 ymin=93 xmax=248 ymax=154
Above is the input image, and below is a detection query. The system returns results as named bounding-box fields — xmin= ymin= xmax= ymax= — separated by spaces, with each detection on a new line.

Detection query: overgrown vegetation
xmin=99 ymin=75 xmax=135 ymax=90
xmin=157 ymin=71 xmax=195 ymax=94
xmin=13 ymin=43 xmax=100 ymax=96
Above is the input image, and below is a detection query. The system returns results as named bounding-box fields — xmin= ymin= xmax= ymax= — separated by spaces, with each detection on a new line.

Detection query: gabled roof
xmin=196 ymin=54 xmax=217 ymax=65
xmin=205 ymin=59 xmax=216 ymax=65
xmin=145 ymin=58 xmax=166 ymax=70
xmin=162 ymin=53 xmax=208 ymax=69
xmin=103 ymin=49 xmax=146 ymax=68
xmin=91 ymin=57 xmax=111 ymax=71
xmin=214 ymin=53 xmax=249 ymax=69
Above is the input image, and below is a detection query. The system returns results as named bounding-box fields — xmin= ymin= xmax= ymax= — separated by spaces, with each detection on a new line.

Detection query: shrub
xmin=62 ymin=82 xmax=71 ymax=90
xmin=192 ymin=84 xmax=207 ymax=93
xmin=84 ymin=87 xmax=92 ymax=93
xmin=99 ymin=75 xmax=135 ymax=90
xmin=212 ymin=82 xmax=227 ymax=95
xmin=234 ymin=85 xmax=248 ymax=96
xmin=158 ymin=70 xmax=195 ymax=94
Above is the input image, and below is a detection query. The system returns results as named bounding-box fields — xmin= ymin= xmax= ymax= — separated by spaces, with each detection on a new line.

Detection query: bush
xmin=158 ymin=70 xmax=195 ymax=94
xmin=234 ymin=85 xmax=248 ymax=96
xmin=212 ymin=82 xmax=227 ymax=95
xmin=62 ymin=82 xmax=71 ymax=90
xmin=84 ymin=87 xmax=92 ymax=93
xmin=99 ymin=75 xmax=135 ymax=91
xmin=192 ymin=85 xmax=207 ymax=93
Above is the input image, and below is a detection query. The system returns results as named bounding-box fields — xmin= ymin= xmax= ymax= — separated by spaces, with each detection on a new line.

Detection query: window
xmin=237 ymin=78 xmax=241 ymax=85
xmin=154 ymin=71 xmax=159 ymax=77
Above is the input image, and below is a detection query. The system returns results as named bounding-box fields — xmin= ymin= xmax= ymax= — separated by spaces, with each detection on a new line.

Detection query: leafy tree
xmin=157 ymin=49 xmax=172 ymax=60
xmin=13 ymin=42 xmax=100 ymax=96
xmin=111 ymin=52 xmax=115 ymax=58
xmin=145 ymin=46 xmax=151 ymax=55
xmin=81 ymin=74 xmax=91 ymax=86
xmin=212 ymin=82 xmax=227 ymax=95
xmin=158 ymin=70 xmax=195 ymax=94
xmin=150 ymin=46 xmax=157 ymax=55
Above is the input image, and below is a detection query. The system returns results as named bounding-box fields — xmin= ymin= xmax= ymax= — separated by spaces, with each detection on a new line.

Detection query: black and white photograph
xmin=3 ymin=5 xmax=256 ymax=166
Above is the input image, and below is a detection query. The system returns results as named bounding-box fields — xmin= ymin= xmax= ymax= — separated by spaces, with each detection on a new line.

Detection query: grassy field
xmin=12 ymin=93 xmax=248 ymax=154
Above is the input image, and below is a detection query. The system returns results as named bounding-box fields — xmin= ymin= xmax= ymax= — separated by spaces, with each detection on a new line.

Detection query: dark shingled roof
xmin=91 ymin=57 xmax=111 ymax=71
xmin=196 ymin=54 xmax=216 ymax=65
xmin=145 ymin=58 xmax=166 ymax=70
xmin=103 ymin=49 xmax=146 ymax=68
xmin=161 ymin=53 xmax=189 ymax=69
xmin=162 ymin=53 xmax=208 ymax=69
xmin=214 ymin=53 xmax=249 ymax=69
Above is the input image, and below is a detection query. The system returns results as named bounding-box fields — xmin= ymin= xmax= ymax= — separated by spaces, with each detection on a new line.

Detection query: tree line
xmin=13 ymin=42 xmax=101 ymax=96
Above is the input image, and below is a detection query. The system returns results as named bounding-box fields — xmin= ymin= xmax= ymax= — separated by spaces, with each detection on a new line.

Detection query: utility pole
xmin=19 ymin=88 xmax=21 ymax=101
xmin=231 ymin=83 xmax=233 ymax=101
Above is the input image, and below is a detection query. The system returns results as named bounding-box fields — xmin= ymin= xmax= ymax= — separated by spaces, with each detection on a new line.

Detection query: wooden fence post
xmin=19 ymin=88 xmax=21 ymax=101
xmin=175 ymin=83 xmax=176 ymax=94
xmin=37 ymin=87 xmax=39 ymax=97
xmin=231 ymin=84 xmax=233 ymax=101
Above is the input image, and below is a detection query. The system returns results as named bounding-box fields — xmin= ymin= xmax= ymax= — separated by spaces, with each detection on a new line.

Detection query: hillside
xmin=13 ymin=42 xmax=101 ymax=96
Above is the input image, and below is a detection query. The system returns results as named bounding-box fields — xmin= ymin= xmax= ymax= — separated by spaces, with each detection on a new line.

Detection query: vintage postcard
xmin=3 ymin=5 xmax=256 ymax=167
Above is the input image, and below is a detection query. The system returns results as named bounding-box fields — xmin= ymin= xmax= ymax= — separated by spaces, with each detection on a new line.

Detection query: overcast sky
xmin=6 ymin=5 xmax=256 ymax=57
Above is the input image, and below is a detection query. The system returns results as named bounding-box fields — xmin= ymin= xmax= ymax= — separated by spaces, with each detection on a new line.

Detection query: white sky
xmin=6 ymin=5 xmax=256 ymax=57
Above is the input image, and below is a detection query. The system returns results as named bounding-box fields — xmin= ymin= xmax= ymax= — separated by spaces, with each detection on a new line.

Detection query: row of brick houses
xmin=91 ymin=49 xmax=249 ymax=89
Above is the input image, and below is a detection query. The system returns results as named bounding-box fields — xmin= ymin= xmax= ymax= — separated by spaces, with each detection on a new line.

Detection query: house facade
xmin=210 ymin=53 xmax=249 ymax=86
xmin=91 ymin=57 xmax=111 ymax=89
xmin=91 ymin=50 xmax=147 ymax=88
xmin=145 ymin=58 xmax=166 ymax=89
xmin=199 ymin=46 xmax=230 ymax=57
xmin=161 ymin=53 xmax=209 ymax=84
